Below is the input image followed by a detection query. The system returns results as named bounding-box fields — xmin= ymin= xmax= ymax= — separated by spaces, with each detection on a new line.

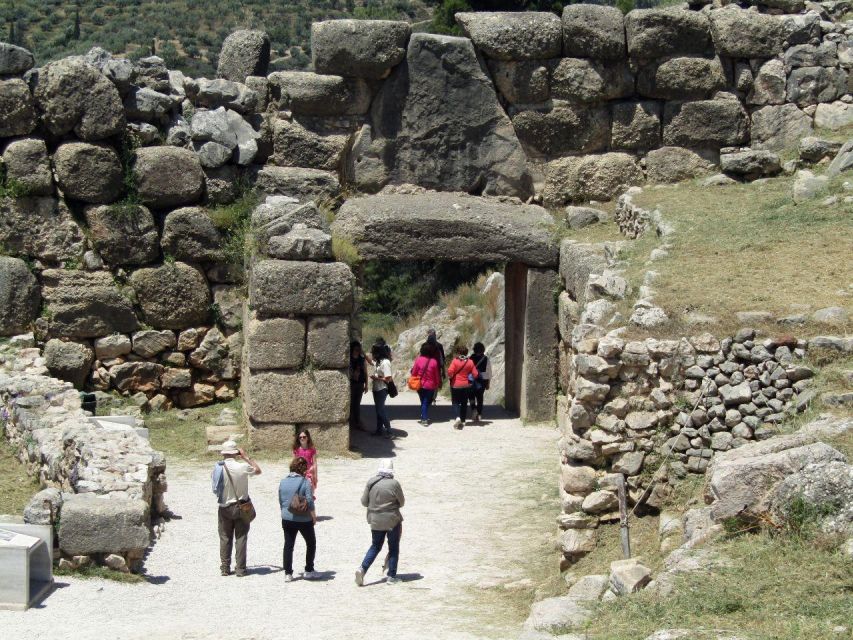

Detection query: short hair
xmin=420 ymin=343 xmax=431 ymax=357
xmin=473 ymin=342 xmax=485 ymax=354
xmin=455 ymin=345 xmax=468 ymax=356
xmin=290 ymin=456 xmax=308 ymax=474
xmin=371 ymin=342 xmax=387 ymax=361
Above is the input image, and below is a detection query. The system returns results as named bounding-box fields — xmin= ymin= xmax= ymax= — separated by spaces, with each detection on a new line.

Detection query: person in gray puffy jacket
xmin=355 ymin=458 xmax=405 ymax=586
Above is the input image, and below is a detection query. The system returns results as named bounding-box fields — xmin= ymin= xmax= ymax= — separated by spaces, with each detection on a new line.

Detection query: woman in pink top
xmin=293 ymin=430 xmax=318 ymax=498
xmin=411 ymin=343 xmax=441 ymax=425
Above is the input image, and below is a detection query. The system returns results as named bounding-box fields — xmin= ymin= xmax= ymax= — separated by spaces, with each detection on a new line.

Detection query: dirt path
xmin=0 ymin=391 xmax=558 ymax=640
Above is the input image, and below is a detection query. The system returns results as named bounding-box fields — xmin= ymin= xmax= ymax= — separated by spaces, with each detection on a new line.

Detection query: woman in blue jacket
xmin=278 ymin=456 xmax=317 ymax=582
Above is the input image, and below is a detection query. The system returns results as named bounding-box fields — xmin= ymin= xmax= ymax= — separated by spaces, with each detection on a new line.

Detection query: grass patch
xmin=209 ymin=189 xmax=260 ymax=270
xmin=55 ymin=564 xmax=145 ymax=584
xmin=0 ymin=436 xmax=40 ymax=516
xmin=145 ymin=399 xmax=245 ymax=462
xmin=569 ymin=515 xmax=665 ymax=580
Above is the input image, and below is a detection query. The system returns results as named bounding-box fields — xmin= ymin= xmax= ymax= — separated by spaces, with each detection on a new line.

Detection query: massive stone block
xmin=662 ymin=98 xmax=749 ymax=148
xmin=59 ymin=496 xmax=150 ymax=556
xmin=562 ymin=5 xmax=625 ymax=60
xmin=750 ymin=104 xmax=813 ymax=151
xmin=611 ymin=101 xmax=662 ymax=151
xmin=645 ymin=147 xmax=716 ymax=183
xmin=625 ymin=9 xmax=711 ymax=59
xmin=511 ymin=102 xmax=610 ymax=157
xmin=0 ymin=78 xmax=36 ymax=137
xmin=307 ymin=316 xmax=350 ymax=370
xmin=311 ymin=19 xmax=411 ymax=79
xmin=0 ymin=42 xmax=35 ymax=75
xmin=272 ymin=118 xmax=350 ymax=171
xmin=0 ymin=197 xmax=85 ymax=263
xmin=637 ymin=56 xmax=727 ymax=100
xmin=160 ymin=207 xmax=224 ymax=263
xmin=455 ymin=11 xmax=562 ymax=60
xmin=249 ymin=166 xmax=340 ymax=202
xmin=551 ymin=58 xmax=633 ymax=104
xmin=53 ymin=142 xmax=123 ymax=204
xmin=521 ymin=268 xmax=558 ymax=422
xmin=748 ymin=59 xmax=786 ymax=106
xmin=2 ymin=137 xmax=53 ymax=196
xmin=350 ymin=33 xmax=532 ymax=198
xmin=44 ymin=339 xmax=94 ymax=389
xmin=710 ymin=7 xmax=784 ymax=59
xmin=133 ymin=146 xmax=205 ymax=209
xmin=559 ymin=241 xmax=608 ymax=302
xmin=32 ymin=58 xmax=125 ymax=141
xmin=0 ymin=257 xmax=40 ymax=336
xmin=84 ymin=204 xmax=160 ymax=266
xmin=41 ymin=270 xmax=139 ymax=338
xmin=786 ymin=67 xmax=846 ymax=107
xmin=332 ymin=192 xmax=558 ymax=267
xmin=249 ymin=421 xmax=349 ymax=454
xmin=129 ymin=262 xmax=211 ymax=330
xmin=268 ymin=72 xmax=372 ymax=116
xmin=250 ymin=260 xmax=354 ymax=316
xmin=246 ymin=370 xmax=349 ymax=423
xmin=246 ymin=315 xmax=306 ymax=370
xmin=543 ymin=153 xmax=643 ymax=206
xmin=217 ymin=29 xmax=270 ymax=82
xmin=488 ymin=59 xmax=552 ymax=105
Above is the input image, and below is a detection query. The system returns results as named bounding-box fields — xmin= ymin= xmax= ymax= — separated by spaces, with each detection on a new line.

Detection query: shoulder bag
xmin=408 ymin=359 xmax=425 ymax=391
xmin=223 ymin=464 xmax=256 ymax=523
xmin=289 ymin=477 xmax=311 ymax=515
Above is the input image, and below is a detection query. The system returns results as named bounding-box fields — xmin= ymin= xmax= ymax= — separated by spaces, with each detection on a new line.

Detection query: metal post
xmin=616 ymin=474 xmax=631 ymax=559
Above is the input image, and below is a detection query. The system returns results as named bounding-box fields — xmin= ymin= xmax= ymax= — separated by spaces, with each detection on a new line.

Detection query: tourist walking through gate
xmin=211 ymin=440 xmax=262 ymax=577
xmin=410 ymin=342 xmax=441 ymax=425
xmin=349 ymin=341 xmax=369 ymax=429
xmin=370 ymin=342 xmax=394 ymax=439
xmin=355 ymin=459 xmax=405 ymax=586
xmin=293 ymin=429 xmax=318 ymax=499
xmin=468 ymin=342 xmax=492 ymax=423
xmin=426 ymin=328 xmax=446 ymax=403
xmin=447 ymin=345 xmax=479 ymax=429
xmin=278 ymin=456 xmax=318 ymax=582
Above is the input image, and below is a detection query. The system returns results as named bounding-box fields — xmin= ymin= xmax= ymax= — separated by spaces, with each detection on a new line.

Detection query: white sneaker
xmin=284 ymin=573 xmax=293 ymax=582
xmin=355 ymin=567 xmax=365 ymax=586
xmin=303 ymin=571 xmax=320 ymax=580
xmin=453 ymin=417 xmax=462 ymax=430
xmin=386 ymin=576 xmax=400 ymax=584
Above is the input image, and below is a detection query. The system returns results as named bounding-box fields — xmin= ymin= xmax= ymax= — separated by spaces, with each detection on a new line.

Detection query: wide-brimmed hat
xmin=221 ymin=440 xmax=239 ymax=455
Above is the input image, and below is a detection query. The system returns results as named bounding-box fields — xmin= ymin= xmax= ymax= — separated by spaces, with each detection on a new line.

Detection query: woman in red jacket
xmin=446 ymin=345 xmax=479 ymax=430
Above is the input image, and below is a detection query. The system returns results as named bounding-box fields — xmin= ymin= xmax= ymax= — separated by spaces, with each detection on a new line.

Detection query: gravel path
xmin=1 ymin=391 xmax=557 ymax=640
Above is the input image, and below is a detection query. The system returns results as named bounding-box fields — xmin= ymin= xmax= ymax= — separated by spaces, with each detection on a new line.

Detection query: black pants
xmin=469 ymin=386 xmax=485 ymax=415
xmin=349 ymin=382 xmax=363 ymax=428
xmin=282 ymin=519 xmax=316 ymax=575
xmin=451 ymin=387 xmax=471 ymax=421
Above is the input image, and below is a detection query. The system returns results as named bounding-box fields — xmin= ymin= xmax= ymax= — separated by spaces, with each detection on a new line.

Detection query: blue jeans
xmin=372 ymin=389 xmax=391 ymax=434
xmin=417 ymin=388 xmax=435 ymax=421
xmin=361 ymin=523 xmax=401 ymax=578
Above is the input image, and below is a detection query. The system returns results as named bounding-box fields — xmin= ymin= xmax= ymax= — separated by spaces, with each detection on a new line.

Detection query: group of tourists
xmin=348 ymin=329 xmax=493 ymax=435
xmin=212 ymin=433 xmax=406 ymax=585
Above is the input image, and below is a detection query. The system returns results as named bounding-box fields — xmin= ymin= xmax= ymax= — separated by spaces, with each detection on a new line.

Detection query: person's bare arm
xmin=239 ymin=448 xmax=261 ymax=475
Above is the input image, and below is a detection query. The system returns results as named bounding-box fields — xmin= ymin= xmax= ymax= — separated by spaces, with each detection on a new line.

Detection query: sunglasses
xmin=299 ymin=435 xmax=308 ymax=439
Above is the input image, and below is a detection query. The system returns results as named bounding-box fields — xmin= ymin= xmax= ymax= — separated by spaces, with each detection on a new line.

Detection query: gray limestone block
xmin=59 ymin=495 xmax=150 ymax=556
xmin=123 ymin=87 xmax=173 ymax=123
xmin=662 ymin=98 xmax=749 ymax=148
xmin=2 ymin=137 xmax=53 ymax=196
xmin=41 ymin=269 xmax=139 ymax=338
xmin=307 ymin=316 xmax=350 ymax=370
xmin=0 ymin=42 xmax=35 ymax=75
xmin=0 ymin=78 xmax=37 ymax=138
xmin=268 ymin=71 xmax=372 ymax=116
xmin=84 ymin=204 xmax=160 ymax=266
xmin=131 ymin=330 xmax=177 ymax=358
xmin=217 ymin=29 xmax=271 ymax=83
xmin=133 ymin=146 xmax=205 ymax=209
xmin=266 ymin=226 xmax=332 ymax=261
xmin=160 ymin=207 xmax=224 ymax=263
xmin=53 ymin=142 xmax=123 ymax=204
xmin=710 ymin=6 xmax=784 ymax=59
xmin=311 ymin=19 xmax=410 ymax=79
xmin=748 ymin=59 xmax=786 ymax=106
xmin=0 ymin=256 xmax=40 ymax=336
xmin=543 ymin=153 xmax=643 ymax=206
xmin=521 ymin=268 xmax=558 ymax=422
xmin=645 ymin=147 xmax=718 ymax=184
xmin=249 ymin=166 xmax=340 ymax=202
xmin=191 ymin=78 xmax=259 ymax=115
xmin=211 ymin=285 xmax=243 ymax=334
xmin=332 ymin=192 xmax=558 ymax=267
xmin=110 ymin=361 xmax=165 ymax=393
xmin=559 ymin=241 xmax=608 ymax=301
xmin=0 ymin=196 xmax=86 ymax=264
xmin=246 ymin=315 xmax=305 ymax=370
xmin=637 ymin=56 xmax=727 ymax=101
xmin=252 ymin=199 xmax=327 ymax=252
xmin=23 ymin=488 xmax=62 ymax=525
xmin=750 ymin=104 xmax=813 ymax=152
xmin=551 ymin=58 xmax=633 ymax=104
xmin=511 ymin=102 xmax=610 ymax=157
xmin=129 ymin=262 xmax=211 ymax=330
xmin=245 ymin=369 xmax=349 ymax=423
xmin=625 ymin=8 xmax=711 ymax=59
xmin=786 ymin=66 xmax=846 ymax=107
xmin=562 ymin=4 xmax=626 ymax=60
xmin=44 ymin=338 xmax=94 ymax=389
xmin=455 ymin=11 xmax=562 ymax=60
xmin=94 ymin=334 xmax=131 ymax=359
xmin=271 ymin=118 xmax=349 ymax=172
xmin=487 ymin=59 xmax=552 ymax=105
xmin=32 ymin=57 xmax=125 ymax=141
xmin=785 ymin=42 xmax=838 ymax=68
xmin=611 ymin=101 xmax=662 ymax=151
xmin=250 ymin=259 xmax=354 ymax=316
xmin=720 ymin=150 xmax=782 ymax=180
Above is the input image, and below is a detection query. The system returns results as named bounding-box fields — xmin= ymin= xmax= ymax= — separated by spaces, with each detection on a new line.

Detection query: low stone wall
xmin=0 ymin=342 xmax=166 ymax=570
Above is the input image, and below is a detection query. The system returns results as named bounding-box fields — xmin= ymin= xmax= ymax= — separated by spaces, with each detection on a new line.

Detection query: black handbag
xmin=387 ymin=379 xmax=398 ymax=398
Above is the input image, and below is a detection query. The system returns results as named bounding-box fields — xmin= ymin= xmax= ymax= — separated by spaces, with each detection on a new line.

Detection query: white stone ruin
xmin=0 ymin=523 xmax=53 ymax=610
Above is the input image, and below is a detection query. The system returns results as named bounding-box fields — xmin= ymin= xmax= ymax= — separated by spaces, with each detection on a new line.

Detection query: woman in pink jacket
xmin=410 ymin=343 xmax=442 ymax=426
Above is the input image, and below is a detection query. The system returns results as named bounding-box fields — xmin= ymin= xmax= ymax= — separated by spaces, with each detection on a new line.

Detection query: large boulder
xmin=455 ymin=11 xmax=562 ymax=60
xmin=611 ymin=101 xmax=662 ymax=150
xmin=720 ymin=150 xmax=781 ymax=180
xmin=249 ymin=166 xmax=340 ymax=202
xmin=662 ymin=98 xmax=749 ymax=148
xmin=53 ymin=142 xmax=123 ymax=204
xmin=249 ymin=260 xmax=354 ymax=316
xmin=0 ymin=257 xmax=40 ymax=336
xmin=268 ymin=72 xmax=371 ymax=116
xmin=637 ymin=56 xmax=726 ymax=100
xmin=0 ymin=43 xmax=35 ymax=75
xmin=245 ymin=369 xmax=349 ymax=423
xmin=311 ymin=19 xmax=411 ymax=79
xmin=160 ymin=207 xmax=223 ymax=263
xmin=58 ymin=496 xmax=150 ymax=556
xmin=133 ymin=146 xmax=205 ymax=208
xmin=487 ymin=59 xmax=551 ymax=105
xmin=84 ymin=204 xmax=160 ymax=266
xmin=814 ymin=102 xmax=853 ymax=131
xmin=0 ymin=78 xmax=36 ymax=137
xmin=709 ymin=7 xmax=784 ymax=58
xmin=245 ymin=315 xmax=306 ymax=370
xmin=332 ymin=192 xmax=558 ymax=267
xmin=190 ymin=78 xmax=259 ymax=115
xmin=625 ymin=9 xmax=711 ymax=58
xmin=748 ymin=59 xmax=786 ymax=106
xmin=129 ymin=262 xmax=211 ymax=330
xmin=110 ymin=361 xmax=164 ymax=394
xmin=43 ymin=339 xmax=94 ymax=389
xmin=123 ymin=87 xmax=173 ymax=123
xmin=350 ymin=33 xmax=532 ymax=198
xmin=544 ymin=153 xmax=643 ymax=206
xmin=1 ymin=137 xmax=53 ymax=196
xmin=251 ymin=198 xmax=327 ymax=251
xmin=32 ymin=58 xmax=125 ymax=141
xmin=562 ymin=4 xmax=625 ymax=60
xmin=786 ymin=67 xmax=846 ymax=107
xmin=41 ymin=270 xmax=139 ymax=338
xmin=306 ymin=316 xmax=349 ymax=369
xmin=512 ymin=102 xmax=610 ymax=157
xmin=750 ymin=104 xmax=813 ymax=151
xmin=771 ymin=460 xmax=853 ymax=534
xmin=551 ymin=58 xmax=633 ymax=103
xmin=217 ymin=30 xmax=271 ymax=82
xmin=0 ymin=197 xmax=85 ymax=263
xmin=271 ymin=118 xmax=349 ymax=171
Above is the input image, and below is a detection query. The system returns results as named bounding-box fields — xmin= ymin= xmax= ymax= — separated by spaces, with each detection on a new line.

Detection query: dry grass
xmin=0 ymin=436 xmax=40 ymax=516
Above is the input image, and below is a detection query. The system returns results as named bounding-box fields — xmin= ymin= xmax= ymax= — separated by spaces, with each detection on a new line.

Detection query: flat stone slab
xmin=332 ymin=192 xmax=558 ymax=266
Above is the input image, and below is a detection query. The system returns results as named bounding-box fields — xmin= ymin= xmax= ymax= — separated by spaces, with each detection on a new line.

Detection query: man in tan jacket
xmin=355 ymin=459 xmax=405 ymax=586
